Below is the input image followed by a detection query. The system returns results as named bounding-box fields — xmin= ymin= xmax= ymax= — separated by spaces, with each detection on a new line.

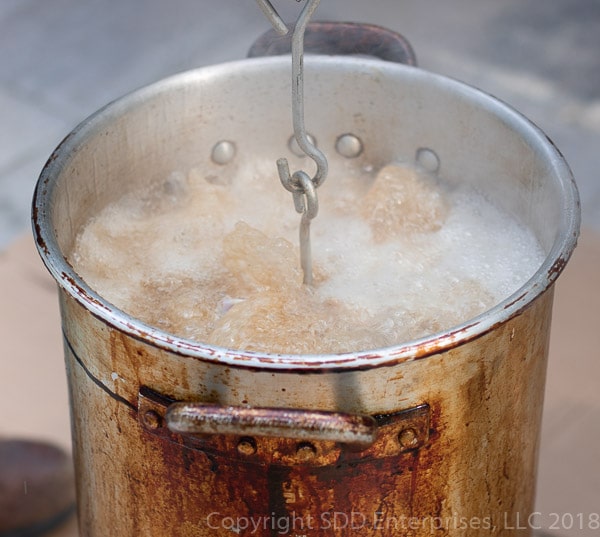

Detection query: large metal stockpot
xmin=33 ymin=41 xmax=579 ymax=536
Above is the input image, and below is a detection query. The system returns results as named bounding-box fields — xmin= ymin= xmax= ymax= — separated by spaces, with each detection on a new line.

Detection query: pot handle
xmin=165 ymin=402 xmax=377 ymax=448
xmin=247 ymin=21 xmax=417 ymax=66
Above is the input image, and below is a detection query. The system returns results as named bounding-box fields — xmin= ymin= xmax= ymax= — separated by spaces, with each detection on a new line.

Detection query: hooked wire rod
xmin=255 ymin=0 xmax=328 ymax=286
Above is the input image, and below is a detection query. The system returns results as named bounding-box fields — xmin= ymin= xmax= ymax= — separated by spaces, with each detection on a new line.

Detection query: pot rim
xmin=32 ymin=56 xmax=580 ymax=371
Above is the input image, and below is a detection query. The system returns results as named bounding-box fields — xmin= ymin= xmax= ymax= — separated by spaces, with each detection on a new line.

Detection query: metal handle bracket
xmin=138 ymin=387 xmax=431 ymax=467
xmin=166 ymin=402 xmax=377 ymax=447
xmin=248 ymin=21 xmax=417 ymax=66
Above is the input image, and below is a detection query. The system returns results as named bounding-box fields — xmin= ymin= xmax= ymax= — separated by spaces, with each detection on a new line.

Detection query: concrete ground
xmin=1 ymin=1 xmax=598 ymax=535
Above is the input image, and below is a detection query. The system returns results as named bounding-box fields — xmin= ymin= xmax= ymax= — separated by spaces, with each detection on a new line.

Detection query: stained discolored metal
xmin=398 ymin=427 xmax=418 ymax=449
xmin=33 ymin=34 xmax=579 ymax=535
xmin=140 ymin=387 xmax=430 ymax=467
xmin=236 ymin=437 xmax=257 ymax=456
xmin=141 ymin=409 xmax=162 ymax=430
xmin=165 ymin=401 xmax=377 ymax=447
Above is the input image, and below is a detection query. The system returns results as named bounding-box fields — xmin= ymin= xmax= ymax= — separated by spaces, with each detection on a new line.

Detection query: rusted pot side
xmin=34 ymin=56 xmax=579 ymax=537
xmin=62 ymin=285 xmax=553 ymax=536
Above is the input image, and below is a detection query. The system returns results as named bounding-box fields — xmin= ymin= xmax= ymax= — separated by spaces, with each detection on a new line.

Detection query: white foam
xmin=70 ymin=161 xmax=545 ymax=354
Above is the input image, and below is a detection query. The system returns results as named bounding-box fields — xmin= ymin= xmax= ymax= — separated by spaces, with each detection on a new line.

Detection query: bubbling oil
xmin=70 ymin=161 xmax=545 ymax=354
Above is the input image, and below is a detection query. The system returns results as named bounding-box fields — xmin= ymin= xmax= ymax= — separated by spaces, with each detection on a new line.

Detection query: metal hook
xmin=255 ymin=0 xmax=328 ymax=285
xmin=255 ymin=0 xmax=328 ymax=188
xmin=254 ymin=0 xmax=289 ymax=36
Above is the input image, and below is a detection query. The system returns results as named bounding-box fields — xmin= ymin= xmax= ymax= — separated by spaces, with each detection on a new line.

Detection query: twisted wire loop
xmin=255 ymin=0 xmax=328 ymax=285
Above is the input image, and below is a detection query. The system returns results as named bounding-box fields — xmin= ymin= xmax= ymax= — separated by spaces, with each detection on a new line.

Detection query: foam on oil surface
xmin=70 ymin=161 xmax=545 ymax=354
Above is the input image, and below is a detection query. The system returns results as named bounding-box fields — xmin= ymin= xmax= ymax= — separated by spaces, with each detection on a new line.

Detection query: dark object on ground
xmin=0 ymin=439 xmax=75 ymax=537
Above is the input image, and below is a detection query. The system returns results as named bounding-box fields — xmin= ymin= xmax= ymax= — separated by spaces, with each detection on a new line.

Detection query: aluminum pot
xmin=33 ymin=23 xmax=579 ymax=537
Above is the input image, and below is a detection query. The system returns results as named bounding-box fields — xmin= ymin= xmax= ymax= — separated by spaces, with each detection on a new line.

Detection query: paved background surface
xmin=1 ymin=0 xmax=599 ymax=248
xmin=1 ymin=2 xmax=598 ymax=535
